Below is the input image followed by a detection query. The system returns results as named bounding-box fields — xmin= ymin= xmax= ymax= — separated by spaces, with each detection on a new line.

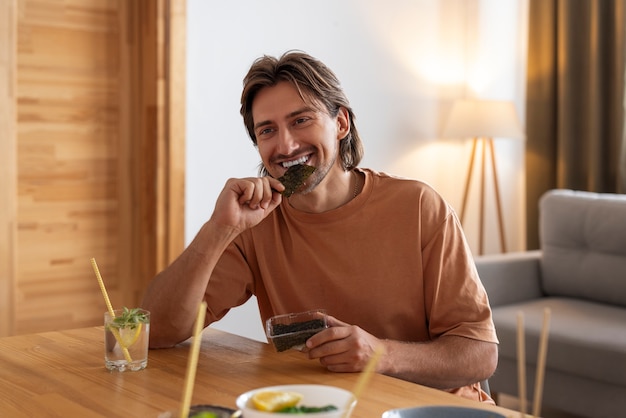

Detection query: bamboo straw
xmin=341 ymin=344 xmax=385 ymax=418
xmin=516 ymin=312 xmax=527 ymax=416
xmin=180 ymin=301 xmax=208 ymax=418
xmin=90 ymin=258 xmax=133 ymax=363
xmin=517 ymin=311 xmax=526 ymax=417
xmin=532 ymin=308 xmax=551 ymax=418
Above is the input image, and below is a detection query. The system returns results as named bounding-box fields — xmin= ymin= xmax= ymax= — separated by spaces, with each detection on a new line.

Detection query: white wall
xmin=186 ymin=0 xmax=528 ymax=342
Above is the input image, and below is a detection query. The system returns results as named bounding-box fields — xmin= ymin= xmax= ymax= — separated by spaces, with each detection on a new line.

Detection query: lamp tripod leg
xmin=487 ymin=138 xmax=507 ymax=253
xmin=460 ymin=138 xmax=479 ymax=224
xmin=479 ymin=139 xmax=486 ymax=255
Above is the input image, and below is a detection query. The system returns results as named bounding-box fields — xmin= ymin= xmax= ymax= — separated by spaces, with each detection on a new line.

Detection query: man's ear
xmin=336 ymin=107 xmax=350 ymax=140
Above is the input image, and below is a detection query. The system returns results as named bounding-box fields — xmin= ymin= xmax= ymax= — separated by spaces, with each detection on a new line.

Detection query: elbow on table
xmin=140 ymin=293 xmax=196 ymax=349
xmin=457 ymin=337 xmax=499 ymax=383
xmin=149 ymin=335 xmax=179 ymax=349
xmin=483 ymin=341 xmax=498 ymax=379
xmin=466 ymin=340 xmax=499 ymax=384
xmin=148 ymin=325 xmax=193 ymax=349
xmin=144 ymin=309 xmax=195 ymax=349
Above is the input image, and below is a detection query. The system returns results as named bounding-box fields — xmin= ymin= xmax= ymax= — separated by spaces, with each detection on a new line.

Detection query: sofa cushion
xmin=492 ymin=297 xmax=626 ymax=387
xmin=539 ymin=189 xmax=626 ymax=307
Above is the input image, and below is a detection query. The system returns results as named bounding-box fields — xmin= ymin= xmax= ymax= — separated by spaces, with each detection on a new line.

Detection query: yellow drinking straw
xmin=517 ymin=312 xmax=527 ymax=416
xmin=341 ymin=344 xmax=385 ymax=418
xmin=90 ymin=257 xmax=133 ymax=363
xmin=180 ymin=301 xmax=208 ymax=418
xmin=532 ymin=308 xmax=551 ymax=418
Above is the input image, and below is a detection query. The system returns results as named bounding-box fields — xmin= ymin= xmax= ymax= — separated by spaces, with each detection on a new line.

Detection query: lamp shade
xmin=442 ymin=99 xmax=524 ymax=140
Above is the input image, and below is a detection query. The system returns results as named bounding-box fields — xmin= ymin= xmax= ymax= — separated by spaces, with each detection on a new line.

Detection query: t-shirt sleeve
xmin=419 ymin=189 xmax=499 ymax=344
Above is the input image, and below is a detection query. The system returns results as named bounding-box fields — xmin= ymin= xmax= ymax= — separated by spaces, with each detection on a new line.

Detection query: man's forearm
xmin=381 ymin=336 xmax=498 ymax=389
xmin=141 ymin=221 xmax=241 ymax=347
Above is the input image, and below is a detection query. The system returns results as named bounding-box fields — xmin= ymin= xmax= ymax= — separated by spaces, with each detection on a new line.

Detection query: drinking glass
xmin=104 ymin=308 xmax=150 ymax=371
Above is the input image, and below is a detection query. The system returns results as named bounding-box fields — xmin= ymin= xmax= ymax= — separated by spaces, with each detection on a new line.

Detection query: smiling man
xmin=142 ymin=51 xmax=499 ymax=403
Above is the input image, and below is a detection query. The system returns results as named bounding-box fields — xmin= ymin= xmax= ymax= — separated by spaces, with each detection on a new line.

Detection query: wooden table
xmin=0 ymin=327 xmax=520 ymax=417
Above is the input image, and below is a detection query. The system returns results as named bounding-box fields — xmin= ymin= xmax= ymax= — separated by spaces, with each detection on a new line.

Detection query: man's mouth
xmin=281 ymin=155 xmax=309 ymax=168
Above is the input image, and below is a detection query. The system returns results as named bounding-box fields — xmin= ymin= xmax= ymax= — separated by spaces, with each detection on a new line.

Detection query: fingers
xmin=306 ymin=322 xmax=349 ymax=349
xmin=237 ymin=177 xmax=284 ymax=209
xmin=305 ymin=321 xmax=385 ymax=373
xmin=325 ymin=315 xmax=350 ymax=327
xmin=305 ymin=326 xmax=367 ymax=370
xmin=306 ymin=328 xmax=353 ymax=371
xmin=269 ymin=177 xmax=286 ymax=195
xmin=309 ymin=335 xmax=374 ymax=372
xmin=211 ymin=176 xmax=285 ymax=233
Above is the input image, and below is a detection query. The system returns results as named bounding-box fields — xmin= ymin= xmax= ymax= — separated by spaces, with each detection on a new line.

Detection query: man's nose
xmin=276 ymin=128 xmax=299 ymax=154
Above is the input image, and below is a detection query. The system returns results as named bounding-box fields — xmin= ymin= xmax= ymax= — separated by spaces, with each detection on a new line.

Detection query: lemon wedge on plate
xmin=251 ymin=391 xmax=303 ymax=412
xmin=117 ymin=323 xmax=143 ymax=348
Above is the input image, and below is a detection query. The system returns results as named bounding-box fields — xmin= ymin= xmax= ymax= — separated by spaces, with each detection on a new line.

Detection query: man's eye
xmin=294 ymin=117 xmax=310 ymax=125
xmin=258 ymin=127 xmax=274 ymax=136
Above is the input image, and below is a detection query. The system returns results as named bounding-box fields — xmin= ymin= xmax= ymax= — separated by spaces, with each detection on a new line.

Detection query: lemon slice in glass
xmin=117 ymin=323 xmax=143 ymax=348
xmin=251 ymin=391 xmax=303 ymax=412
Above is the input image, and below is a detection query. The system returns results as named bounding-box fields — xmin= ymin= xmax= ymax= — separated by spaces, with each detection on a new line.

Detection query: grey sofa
xmin=475 ymin=189 xmax=626 ymax=418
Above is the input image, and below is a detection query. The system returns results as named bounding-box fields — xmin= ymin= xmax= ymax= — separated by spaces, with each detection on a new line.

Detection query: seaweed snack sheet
xmin=277 ymin=164 xmax=316 ymax=197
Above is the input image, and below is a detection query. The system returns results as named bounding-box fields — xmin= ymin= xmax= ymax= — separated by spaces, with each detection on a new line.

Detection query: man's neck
xmin=287 ymin=169 xmax=356 ymax=213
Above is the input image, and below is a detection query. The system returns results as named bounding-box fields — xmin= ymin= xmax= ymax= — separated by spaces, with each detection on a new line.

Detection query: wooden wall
xmin=1 ymin=0 xmax=18 ymax=337
xmin=0 ymin=0 xmax=185 ymax=337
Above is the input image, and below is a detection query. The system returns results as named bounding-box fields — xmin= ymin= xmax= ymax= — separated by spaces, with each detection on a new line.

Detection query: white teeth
xmin=282 ymin=156 xmax=309 ymax=168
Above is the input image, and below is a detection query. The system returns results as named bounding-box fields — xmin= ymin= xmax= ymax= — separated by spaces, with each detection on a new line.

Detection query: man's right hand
xmin=210 ymin=176 xmax=285 ymax=234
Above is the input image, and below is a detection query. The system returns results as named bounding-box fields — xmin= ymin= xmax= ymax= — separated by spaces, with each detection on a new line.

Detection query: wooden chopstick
xmin=517 ymin=308 xmax=551 ymax=418
xmin=516 ymin=312 xmax=527 ymax=416
xmin=532 ymin=308 xmax=551 ymax=418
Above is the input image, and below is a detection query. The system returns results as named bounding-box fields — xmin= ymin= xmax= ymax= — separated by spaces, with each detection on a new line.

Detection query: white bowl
xmin=236 ymin=384 xmax=355 ymax=418
xmin=382 ymin=406 xmax=506 ymax=418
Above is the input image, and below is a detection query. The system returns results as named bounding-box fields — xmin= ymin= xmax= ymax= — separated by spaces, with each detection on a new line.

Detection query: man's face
xmin=251 ymin=81 xmax=349 ymax=195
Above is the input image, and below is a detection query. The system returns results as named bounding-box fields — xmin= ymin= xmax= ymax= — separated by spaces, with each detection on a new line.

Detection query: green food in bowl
xmin=278 ymin=404 xmax=339 ymax=413
xmin=189 ymin=412 xmax=218 ymax=418
xmin=188 ymin=405 xmax=236 ymax=418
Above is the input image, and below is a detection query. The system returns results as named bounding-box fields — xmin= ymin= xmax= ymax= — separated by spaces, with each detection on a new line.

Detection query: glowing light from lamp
xmin=351 ymin=1 xmax=468 ymax=86
xmin=442 ymin=100 xmax=524 ymax=140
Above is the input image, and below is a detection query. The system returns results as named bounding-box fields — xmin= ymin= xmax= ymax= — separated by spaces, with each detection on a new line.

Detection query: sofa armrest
xmin=474 ymin=250 xmax=544 ymax=307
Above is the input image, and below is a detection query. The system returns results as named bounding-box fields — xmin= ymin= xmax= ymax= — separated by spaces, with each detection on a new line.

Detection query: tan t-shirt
xmin=205 ymin=168 xmax=498 ymax=401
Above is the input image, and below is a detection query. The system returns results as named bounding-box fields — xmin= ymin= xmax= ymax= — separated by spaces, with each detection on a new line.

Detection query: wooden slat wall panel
xmin=117 ymin=0 xmax=147 ymax=312
xmin=0 ymin=0 xmax=185 ymax=337
xmin=163 ymin=0 xmax=186 ymax=269
xmin=117 ymin=0 xmax=186 ymax=306
xmin=16 ymin=0 xmax=123 ymax=334
xmin=0 ymin=0 xmax=17 ymax=337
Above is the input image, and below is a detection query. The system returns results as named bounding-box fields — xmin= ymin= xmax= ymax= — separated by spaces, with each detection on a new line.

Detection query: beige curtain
xmin=525 ymin=0 xmax=626 ymax=249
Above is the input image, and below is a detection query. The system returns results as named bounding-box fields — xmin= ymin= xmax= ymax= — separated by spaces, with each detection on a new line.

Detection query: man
xmin=142 ymin=51 xmax=498 ymax=403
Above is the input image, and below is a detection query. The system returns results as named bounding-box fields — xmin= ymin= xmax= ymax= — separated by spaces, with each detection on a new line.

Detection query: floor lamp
xmin=442 ymin=99 xmax=524 ymax=255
